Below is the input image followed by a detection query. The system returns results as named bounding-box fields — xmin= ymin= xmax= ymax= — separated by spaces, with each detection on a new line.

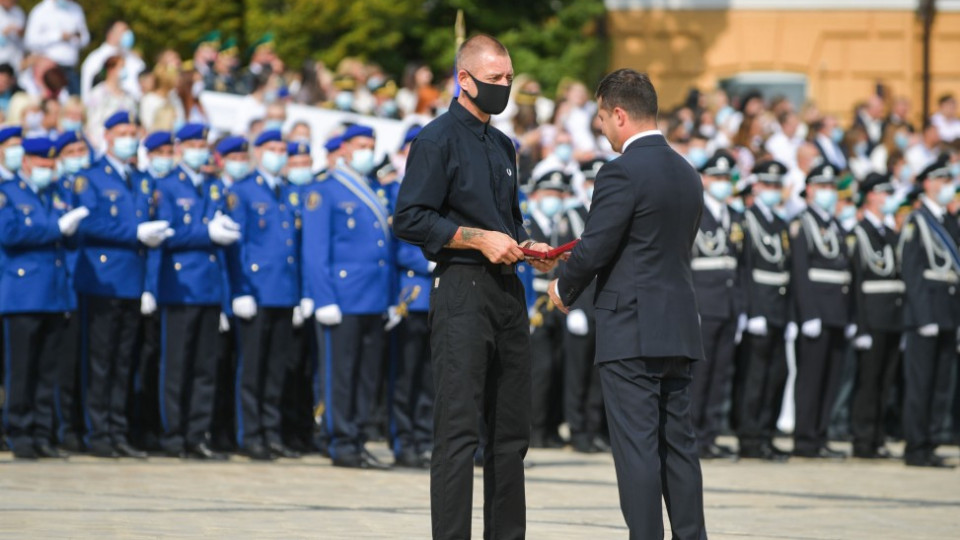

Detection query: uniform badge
xmin=227 ymin=193 xmax=239 ymax=211
xmin=289 ymin=192 xmax=299 ymax=206
xmin=306 ymin=192 xmax=321 ymax=211
xmin=845 ymin=234 xmax=857 ymax=253
xmin=52 ymin=195 xmax=67 ymax=211
xmin=903 ymin=222 xmax=915 ymax=242
xmin=18 ymin=204 xmax=32 ymax=215
xmin=729 ymin=222 xmax=743 ymax=244
xmin=781 ymin=230 xmax=790 ymax=250
xmin=210 ymin=185 xmax=220 ymax=201
xmin=73 ymin=176 xmax=88 ymax=194
xmin=141 ymin=179 xmax=150 ymax=195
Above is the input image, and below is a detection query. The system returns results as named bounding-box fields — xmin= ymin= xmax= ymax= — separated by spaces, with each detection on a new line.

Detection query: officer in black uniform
xmin=899 ymin=155 xmax=959 ymax=468
xmin=735 ymin=160 xmax=792 ymax=461
xmin=849 ymin=172 xmax=903 ymax=459
xmin=690 ymin=150 xmax=742 ymax=459
xmin=790 ymin=163 xmax=853 ymax=459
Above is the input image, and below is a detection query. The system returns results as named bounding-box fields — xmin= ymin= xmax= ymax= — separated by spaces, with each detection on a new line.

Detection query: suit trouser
xmin=83 ymin=295 xmax=140 ymax=448
xmin=324 ymin=314 xmax=385 ymax=458
xmin=429 ymin=264 xmax=529 ymax=540
xmin=235 ymin=307 xmax=292 ymax=448
xmin=903 ymin=330 xmax=955 ymax=461
xmin=130 ymin=312 xmax=161 ymax=448
xmin=563 ymin=323 xmax=603 ymax=445
xmin=794 ymin=327 xmax=846 ymax=453
xmin=691 ymin=316 xmax=736 ymax=449
xmin=529 ymin=309 xmax=564 ymax=441
xmin=391 ymin=311 xmax=434 ymax=456
xmin=600 ymin=358 xmax=707 ymax=540
xmin=3 ymin=314 xmax=64 ymax=452
xmin=735 ymin=327 xmax=787 ymax=450
xmin=851 ymin=331 xmax=901 ymax=452
xmin=159 ymin=305 xmax=220 ymax=451
xmin=283 ymin=320 xmax=316 ymax=447
xmin=55 ymin=309 xmax=83 ymax=443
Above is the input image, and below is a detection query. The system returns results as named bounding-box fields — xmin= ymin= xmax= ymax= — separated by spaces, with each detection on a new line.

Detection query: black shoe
xmin=241 ymin=443 xmax=275 ymax=461
xmin=360 ymin=448 xmax=391 ymax=470
xmin=331 ymin=454 xmax=364 ymax=468
xmin=905 ymin=453 xmax=956 ymax=468
xmin=88 ymin=442 xmax=120 ymax=458
xmin=700 ymin=443 xmax=737 ymax=460
xmin=115 ymin=442 xmax=148 ymax=459
xmin=394 ymin=451 xmax=429 ymax=469
xmin=268 ymin=442 xmax=301 ymax=459
xmin=11 ymin=444 xmax=38 ymax=460
xmin=571 ymin=437 xmax=599 ymax=454
xmin=59 ymin=433 xmax=85 ymax=454
xmin=793 ymin=446 xmax=846 ymax=460
xmin=188 ymin=442 xmax=228 ymax=461
xmin=740 ymin=444 xmax=789 ymax=462
xmin=35 ymin=443 xmax=68 ymax=459
xmin=853 ymin=446 xmax=880 ymax=459
xmin=163 ymin=449 xmax=188 ymax=459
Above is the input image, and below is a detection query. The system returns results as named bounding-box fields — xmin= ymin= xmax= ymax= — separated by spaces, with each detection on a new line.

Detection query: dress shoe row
xmin=792 ymin=446 xmax=847 ymax=460
xmin=905 ymin=452 xmax=956 ymax=469
xmin=738 ymin=443 xmax=790 ymax=462
xmin=699 ymin=443 xmax=737 ymax=460
xmin=332 ymin=448 xmax=392 ymax=470
xmin=394 ymin=450 xmax=430 ymax=469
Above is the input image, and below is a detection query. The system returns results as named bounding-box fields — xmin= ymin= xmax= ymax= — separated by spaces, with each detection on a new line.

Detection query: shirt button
xmin=136 ymin=210 xmax=142 ymax=218
xmin=339 ymin=270 xmax=347 ymax=278
xmin=282 ymin=221 xmax=289 ymax=229
xmin=287 ymin=239 xmax=293 ymax=246
xmin=55 ymin=260 xmax=62 ymax=267
xmin=778 ymin=287 xmax=786 ymax=296
xmin=100 ymin=254 xmax=107 ymax=263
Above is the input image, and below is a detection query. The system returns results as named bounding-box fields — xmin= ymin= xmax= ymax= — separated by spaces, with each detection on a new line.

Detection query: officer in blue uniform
xmin=225 ymin=129 xmax=302 ymax=461
xmin=155 ymin=123 xmax=240 ymax=460
xmin=0 ymin=137 xmax=88 ymax=458
xmin=301 ymin=124 xmax=394 ymax=469
xmin=0 ymin=125 xmax=23 ymax=181
xmin=73 ymin=110 xmax=174 ymax=459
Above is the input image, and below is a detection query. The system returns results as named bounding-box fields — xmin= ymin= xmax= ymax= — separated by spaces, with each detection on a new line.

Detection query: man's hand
xmin=449 ymin=227 xmax=524 ymax=264
xmin=524 ymin=241 xmax=558 ymax=272
xmin=548 ymin=278 xmax=569 ymax=314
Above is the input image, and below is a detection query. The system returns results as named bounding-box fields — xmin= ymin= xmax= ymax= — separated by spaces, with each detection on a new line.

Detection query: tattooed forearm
xmin=461 ymin=228 xmax=484 ymax=242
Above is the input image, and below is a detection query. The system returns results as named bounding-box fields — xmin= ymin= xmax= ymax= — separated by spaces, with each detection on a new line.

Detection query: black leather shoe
xmin=268 ymin=442 xmax=301 ymax=459
xmin=188 ymin=442 xmax=228 ymax=461
xmin=361 ymin=448 xmax=391 ymax=470
xmin=571 ymin=437 xmax=600 ymax=454
xmin=332 ymin=454 xmax=364 ymax=468
xmin=740 ymin=444 xmax=789 ymax=462
xmin=59 ymin=434 xmax=85 ymax=454
xmin=793 ymin=446 xmax=846 ymax=460
xmin=12 ymin=444 xmax=38 ymax=460
xmin=88 ymin=443 xmax=120 ymax=458
xmin=35 ymin=443 xmax=68 ymax=459
xmin=700 ymin=444 xmax=737 ymax=460
xmin=241 ymin=443 xmax=275 ymax=461
xmin=115 ymin=442 xmax=148 ymax=459
xmin=394 ymin=451 xmax=429 ymax=469
xmin=906 ymin=453 xmax=956 ymax=468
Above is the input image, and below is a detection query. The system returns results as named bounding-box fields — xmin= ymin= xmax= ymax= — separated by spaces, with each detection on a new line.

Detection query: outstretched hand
xmin=525 ymin=242 xmax=559 ymax=272
xmin=547 ymin=278 xmax=569 ymax=314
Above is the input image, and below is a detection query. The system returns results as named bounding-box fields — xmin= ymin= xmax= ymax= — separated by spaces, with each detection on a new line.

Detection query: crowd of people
xmin=1 ymin=0 xmax=960 ymax=469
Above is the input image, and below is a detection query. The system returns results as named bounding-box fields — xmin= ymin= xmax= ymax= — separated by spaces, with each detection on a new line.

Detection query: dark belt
xmin=443 ymin=261 xmax=516 ymax=275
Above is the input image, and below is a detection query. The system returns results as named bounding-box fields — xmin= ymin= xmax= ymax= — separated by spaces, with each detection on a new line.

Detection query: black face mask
xmin=464 ymin=70 xmax=512 ymax=116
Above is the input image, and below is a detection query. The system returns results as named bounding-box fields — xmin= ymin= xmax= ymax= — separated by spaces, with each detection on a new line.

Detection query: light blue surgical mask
xmin=29 ymin=166 xmax=54 ymax=190
xmin=563 ymin=197 xmax=581 ymax=211
xmin=4 ymin=145 xmax=23 ymax=171
xmin=62 ymin=155 xmax=89 ymax=175
xmin=937 ymin=183 xmax=956 ymax=206
xmin=687 ymin=147 xmax=708 ymax=169
xmin=182 ymin=148 xmax=210 ymax=170
xmin=837 ymin=205 xmax=856 ymax=222
xmin=112 ymin=136 xmax=139 ymax=160
xmin=831 ymin=127 xmax=844 ymax=145
xmin=707 ymin=180 xmax=733 ymax=202
xmin=881 ymin=196 xmax=899 ymax=216
xmin=729 ymin=198 xmax=745 ymax=213
xmin=758 ymin=189 xmax=782 ymax=207
xmin=350 ymin=148 xmax=376 ymax=176
xmin=264 ymin=120 xmax=284 ymax=132
xmin=538 ymin=195 xmax=562 ymax=217
xmin=287 ymin=167 xmax=313 ymax=186
xmin=120 ymin=29 xmax=135 ymax=51
xmin=150 ymin=156 xmax=174 ymax=177
xmin=553 ymin=143 xmax=573 ymax=163
xmin=894 ymin=132 xmax=910 ymax=151
xmin=715 ymin=106 xmax=733 ymax=127
xmin=898 ymin=164 xmax=912 ymax=184
xmin=60 ymin=119 xmax=82 ymax=133
xmin=950 ymin=163 xmax=960 ymax=179
xmin=261 ymin=150 xmax=287 ymax=175
xmin=379 ymin=100 xmax=398 ymax=118
xmin=335 ymin=92 xmax=354 ymax=111
xmin=813 ymin=188 xmax=838 ymax=214
xmin=224 ymin=160 xmax=250 ymax=179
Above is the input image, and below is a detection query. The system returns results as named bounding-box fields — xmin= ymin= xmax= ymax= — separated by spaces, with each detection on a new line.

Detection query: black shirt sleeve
xmin=394 ymin=137 xmax=461 ymax=259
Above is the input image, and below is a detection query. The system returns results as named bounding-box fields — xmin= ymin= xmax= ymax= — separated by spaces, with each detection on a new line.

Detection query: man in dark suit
xmin=549 ymin=69 xmax=707 ymax=540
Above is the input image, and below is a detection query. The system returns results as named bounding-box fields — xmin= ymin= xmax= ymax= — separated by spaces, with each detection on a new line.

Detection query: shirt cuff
xmin=553 ymin=280 xmax=560 ymax=300
xmin=424 ymin=218 xmax=460 ymax=258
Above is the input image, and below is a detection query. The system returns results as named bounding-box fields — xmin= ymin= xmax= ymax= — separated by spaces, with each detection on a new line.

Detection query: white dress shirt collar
xmin=621 ymin=129 xmax=662 ymax=153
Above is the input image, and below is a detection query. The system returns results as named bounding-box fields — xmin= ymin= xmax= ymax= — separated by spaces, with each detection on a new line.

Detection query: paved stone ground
xmin=0 ymin=438 xmax=958 ymax=539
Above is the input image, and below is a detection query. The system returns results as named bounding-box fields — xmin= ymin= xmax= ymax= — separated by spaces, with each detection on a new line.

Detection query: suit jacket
xmin=557 ymin=133 xmax=704 ymax=363
xmin=850 ymin=217 xmax=903 ymax=333
xmin=900 ymin=204 xmax=960 ymax=329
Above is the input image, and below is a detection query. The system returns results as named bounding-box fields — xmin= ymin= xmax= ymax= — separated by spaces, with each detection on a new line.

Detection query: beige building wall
xmin=607 ymin=8 xmax=960 ymax=123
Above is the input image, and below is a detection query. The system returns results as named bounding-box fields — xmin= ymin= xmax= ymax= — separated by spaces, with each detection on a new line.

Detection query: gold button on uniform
xmin=174 ymin=262 xmax=182 ymax=271
xmin=209 ymin=254 xmax=216 ymax=262
xmin=282 ymin=221 xmax=289 ymax=229
xmin=100 ymin=254 xmax=108 ymax=263
xmin=347 ymin=218 xmax=355 ymax=229
xmin=24 ymin=217 xmax=31 ymax=226
xmin=379 ymin=260 xmax=385 ymax=267
xmin=17 ymin=268 xmax=24 ymax=276
xmin=377 ymin=240 xmax=384 ymax=247
xmin=251 ymin=263 xmax=260 ymax=272
xmin=407 ymin=270 xmax=414 ymax=278
xmin=339 ymin=270 xmax=347 ymax=278
xmin=184 ymin=214 xmax=192 ymax=224
xmin=287 ymin=256 xmax=294 ymax=264
xmin=286 ymin=239 xmax=293 ymax=246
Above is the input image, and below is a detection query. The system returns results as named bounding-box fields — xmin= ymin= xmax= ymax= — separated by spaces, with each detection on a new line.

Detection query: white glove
xmin=785 ymin=321 xmax=799 ymax=342
xmin=315 ymin=304 xmax=343 ymax=326
xmin=746 ymin=316 xmax=767 ymax=336
xmin=58 ymin=206 xmax=89 ymax=236
xmin=300 ymin=298 xmax=315 ymax=319
xmin=566 ymin=309 xmax=589 ymax=336
xmin=845 ymin=324 xmax=858 ymax=340
xmin=219 ymin=312 xmax=230 ymax=333
xmin=140 ymin=292 xmax=157 ymax=316
xmin=232 ymin=295 xmax=257 ymax=320
xmin=801 ymin=318 xmax=822 ymax=339
xmin=137 ymin=220 xmax=175 ymax=248
xmin=735 ymin=313 xmax=748 ymax=344
xmin=853 ymin=334 xmax=873 ymax=350
xmin=292 ymin=306 xmax=304 ymax=328
xmin=918 ymin=323 xmax=939 ymax=337
xmin=384 ymin=305 xmax=403 ymax=331
xmin=208 ymin=211 xmax=242 ymax=245
xmin=427 ymin=261 xmax=437 ymax=273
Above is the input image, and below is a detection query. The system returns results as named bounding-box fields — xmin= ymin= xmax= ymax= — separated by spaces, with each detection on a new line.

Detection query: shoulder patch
xmin=227 ymin=193 xmax=239 ymax=211
xmin=306 ymin=191 xmax=321 ymax=211
xmin=73 ymin=176 xmax=88 ymax=194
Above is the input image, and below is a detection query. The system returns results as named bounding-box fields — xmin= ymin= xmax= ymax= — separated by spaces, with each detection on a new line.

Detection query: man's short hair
xmin=595 ymin=69 xmax=658 ymax=122
xmin=455 ymin=34 xmax=509 ymax=73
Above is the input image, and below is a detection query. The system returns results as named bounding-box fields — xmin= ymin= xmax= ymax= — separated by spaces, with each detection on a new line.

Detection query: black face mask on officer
xmin=464 ymin=70 xmax=511 ymax=116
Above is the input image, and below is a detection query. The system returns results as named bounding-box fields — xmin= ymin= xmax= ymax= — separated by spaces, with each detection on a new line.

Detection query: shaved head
xmin=455 ymin=34 xmax=509 ymax=74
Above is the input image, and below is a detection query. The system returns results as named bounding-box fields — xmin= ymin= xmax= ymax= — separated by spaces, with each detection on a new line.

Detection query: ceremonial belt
xmin=808 ymin=268 xmax=851 ymax=285
xmin=923 ymin=269 xmax=959 ymax=283
xmin=752 ymin=269 xmax=790 ymax=286
xmin=691 ymin=256 xmax=737 ymax=271
xmin=861 ymin=280 xmax=906 ymax=294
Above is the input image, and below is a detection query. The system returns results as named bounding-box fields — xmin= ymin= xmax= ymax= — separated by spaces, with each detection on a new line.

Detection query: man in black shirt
xmin=394 ymin=34 xmax=556 ymax=539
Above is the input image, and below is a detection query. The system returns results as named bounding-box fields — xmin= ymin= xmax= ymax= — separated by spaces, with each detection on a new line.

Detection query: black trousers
xmin=903 ymin=330 xmax=955 ymax=461
xmin=794 ymin=326 xmax=846 ymax=453
xmin=55 ymin=309 xmax=83 ymax=443
xmin=212 ymin=321 xmax=237 ymax=450
xmin=735 ymin=327 xmax=787 ymax=450
xmin=529 ymin=307 xmax=564 ymax=442
xmin=429 ymin=264 xmax=530 ymax=540
xmin=323 ymin=314 xmax=385 ymax=458
xmin=851 ymin=331 xmax=901 ymax=452
xmin=3 ymin=313 xmax=65 ymax=451
xmin=563 ymin=319 xmax=603 ymax=445
xmin=130 ymin=312 xmax=161 ymax=449
xmin=600 ymin=358 xmax=706 ymax=540
xmin=236 ymin=307 xmax=292 ymax=448
xmin=83 ymin=295 xmax=141 ymax=448
xmin=283 ymin=320 xmax=317 ymax=449
xmin=390 ymin=311 xmax=434 ymax=457
xmin=159 ymin=305 xmax=220 ymax=450
xmin=691 ymin=316 xmax=737 ymax=449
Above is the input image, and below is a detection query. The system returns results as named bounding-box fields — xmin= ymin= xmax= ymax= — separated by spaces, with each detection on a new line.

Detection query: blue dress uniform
xmin=301 ymin=126 xmax=395 ymax=467
xmin=154 ymin=123 xmax=230 ymax=458
xmin=225 ymin=130 xmax=301 ymax=459
xmin=0 ymin=139 xmax=73 ymax=459
xmin=73 ymin=111 xmax=157 ymax=458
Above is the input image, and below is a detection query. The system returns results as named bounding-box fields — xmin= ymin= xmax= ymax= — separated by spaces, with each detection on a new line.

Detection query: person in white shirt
xmin=0 ymin=0 xmax=25 ymax=72
xmin=930 ymin=94 xmax=960 ymax=144
xmin=855 ymin=95 xmax=886 ymax=152
xmin=85 ymin=55 xmax=136 ymax=149
xmin=560 ymin=81 xmax=598 ymax=158
xmin=80 ymin=20 xmax=144 ymax=102
xmin=765 ymin=111 xmax=804 ymax=170
xmin=23 ymin=0 xmax=88 ymax=95
xmin=905 ymin=123 xmax=942 ymax=177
